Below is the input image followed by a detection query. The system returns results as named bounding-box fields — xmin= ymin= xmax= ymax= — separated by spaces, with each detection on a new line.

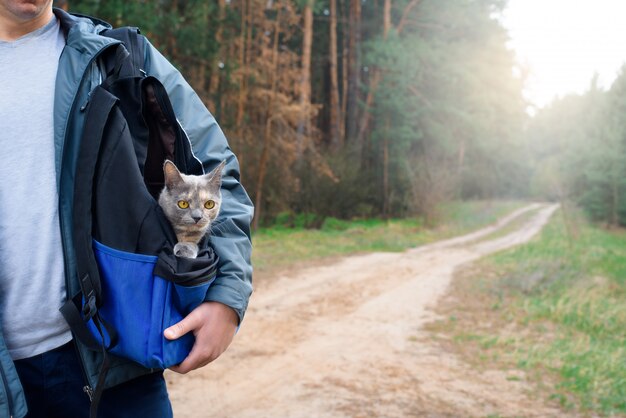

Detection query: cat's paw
xmin=174 ymin=242 xmax=199 ymax=259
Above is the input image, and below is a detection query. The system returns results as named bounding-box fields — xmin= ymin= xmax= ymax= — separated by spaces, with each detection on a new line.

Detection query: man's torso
xmin=0 ymin=14 xmax=72 ymax=360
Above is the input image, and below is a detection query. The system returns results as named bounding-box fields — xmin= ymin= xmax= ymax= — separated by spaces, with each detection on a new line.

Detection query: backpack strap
xmin=60 ymin=86 xmax=122 ymax=418
xmin=100 ymin=27 xmax=145 ymax=77
xmin=60 ymin=87 xmax=120 ymax=346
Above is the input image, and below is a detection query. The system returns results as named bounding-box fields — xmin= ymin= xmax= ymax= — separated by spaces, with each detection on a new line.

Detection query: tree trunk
xmin=345 ymin=0 xmax=361 ymax=144
xmin=296 ymin=0 xmax=314 ymax=160
xmin=208 ymin=0 xmax=226 ymax=116
xmin=253 ymin=6 xmax=282 ymax=230
xmin=357 ymin=70 xmax=381 ymax=146
xmin=381 ymin=0 xmax=392 ymax=217
xmin=382 ymin=119 xmax=390 ymax=218
xmin=340 ymin=0 xmax=348 ymax=140
xmin=383 ymin=0 xmax=391 ymax=36
xmin=237 ymin=0 xmax=255 ymax=127
xmin=329 ymin=0 xmax=341 ymax=149
xmin=236 ymin=0 xmax=250 ymax=180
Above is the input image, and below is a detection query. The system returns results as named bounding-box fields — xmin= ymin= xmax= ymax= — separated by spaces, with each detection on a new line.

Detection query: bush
xmin=273 ymin=211 xmax=293 ymax=228
xmin=293 ymin=213 xmax=319 ymax=229
xmin=321 ymin=217 xmax=351 ymax=231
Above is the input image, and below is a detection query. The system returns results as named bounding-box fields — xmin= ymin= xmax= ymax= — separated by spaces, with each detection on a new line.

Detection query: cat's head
xmin=158 ymin=160 xmax=225 ymax=232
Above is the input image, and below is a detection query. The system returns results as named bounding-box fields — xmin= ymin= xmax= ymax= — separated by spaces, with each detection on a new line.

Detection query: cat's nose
xmin=192 ymin=215 xmax=202 ymax=223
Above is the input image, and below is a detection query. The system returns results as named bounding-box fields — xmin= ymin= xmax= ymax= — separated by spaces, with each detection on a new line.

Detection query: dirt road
xmin=167 ymin=203 xmax=561 ymax=417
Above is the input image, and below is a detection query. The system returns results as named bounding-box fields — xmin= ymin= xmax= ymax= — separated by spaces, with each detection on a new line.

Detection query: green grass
xmin=481 ymin=209 xmax=626 ymax=415
xmin=251 ymin=200 xmax=525 ymax=276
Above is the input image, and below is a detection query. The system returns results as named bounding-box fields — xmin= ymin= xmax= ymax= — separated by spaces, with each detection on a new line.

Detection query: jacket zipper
xmin=57 ymin=42 xmax=120 ymax=400
xmin=0 ymin=361 xmax=14 ymax=417
xmin=73 ymin=340 xmax=94 ymax=401
xmin=175 ymin=118 xmax=205 ymax=174
xmin=83 ymin=385 xmax=94 ymax=402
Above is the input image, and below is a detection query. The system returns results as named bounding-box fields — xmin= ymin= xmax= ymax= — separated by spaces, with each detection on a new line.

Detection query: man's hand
xmin=164 ymin=301 xmax=239 ymax=374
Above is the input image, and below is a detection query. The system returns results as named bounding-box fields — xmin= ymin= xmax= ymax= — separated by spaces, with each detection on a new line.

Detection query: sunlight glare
xmin=503 ymin=0 xmax=626 ymax=108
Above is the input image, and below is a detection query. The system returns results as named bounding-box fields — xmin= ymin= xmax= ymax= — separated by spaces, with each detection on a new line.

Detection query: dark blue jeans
xmin=14 ymin=342 xmax=173 ymax=418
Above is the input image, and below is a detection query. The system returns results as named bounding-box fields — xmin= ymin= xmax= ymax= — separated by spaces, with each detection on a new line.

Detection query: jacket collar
xmin=53 ymin=7 xmax=113 ymax=44
xmin=52 ymin=7 xmax=74 ymax=39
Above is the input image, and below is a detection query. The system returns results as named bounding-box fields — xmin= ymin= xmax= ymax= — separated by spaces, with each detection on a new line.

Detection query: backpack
xmin=59 ymin=27 xmax=219 ymax=417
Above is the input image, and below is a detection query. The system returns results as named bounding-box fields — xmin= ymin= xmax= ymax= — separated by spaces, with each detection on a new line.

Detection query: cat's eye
xmin=204 ymin=200 xmax=215 ymax=209
xmin=177 ymin=200 xmax=189 ymax=209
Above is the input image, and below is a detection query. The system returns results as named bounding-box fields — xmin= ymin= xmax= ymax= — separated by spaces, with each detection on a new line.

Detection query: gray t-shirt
xmin=0 ymin=16 xmax=72 ymax=360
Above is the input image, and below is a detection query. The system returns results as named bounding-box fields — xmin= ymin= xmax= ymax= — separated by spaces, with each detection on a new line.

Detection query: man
xmin=0 ymin=1 xmax=254 ymax=417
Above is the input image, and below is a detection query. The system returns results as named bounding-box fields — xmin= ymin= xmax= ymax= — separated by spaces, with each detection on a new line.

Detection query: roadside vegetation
xmin=428 ymin=208 xmax=626 ymax=416
xmin=251 ymin=200 xmax=524 ymax=277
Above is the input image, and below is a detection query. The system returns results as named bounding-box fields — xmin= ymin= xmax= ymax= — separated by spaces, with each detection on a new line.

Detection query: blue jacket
xmin=0 ymin=9 xmax=253 ymax=417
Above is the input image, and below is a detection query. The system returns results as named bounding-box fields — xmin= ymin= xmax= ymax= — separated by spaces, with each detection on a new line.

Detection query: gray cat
xmin=158 ymin=160 xmax=225 ymax=258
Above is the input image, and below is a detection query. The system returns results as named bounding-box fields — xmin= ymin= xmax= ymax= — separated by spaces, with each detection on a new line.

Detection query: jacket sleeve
xmin=143 ymin=39 xmax=253 ymax=323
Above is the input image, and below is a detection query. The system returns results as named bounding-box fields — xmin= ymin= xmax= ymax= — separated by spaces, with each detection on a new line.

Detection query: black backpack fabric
xmin=60 ymin=28 xmax=219 ymax=418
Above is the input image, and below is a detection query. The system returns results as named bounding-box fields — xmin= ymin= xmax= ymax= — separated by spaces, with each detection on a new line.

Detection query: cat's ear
xmin=204 ymin=160 xmax=226 ymax=190
xmin=163 ymin=160 xmax=184 ymax=189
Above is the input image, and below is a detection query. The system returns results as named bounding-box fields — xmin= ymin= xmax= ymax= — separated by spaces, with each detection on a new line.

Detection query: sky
xmin=502 ymin=0 xmax=626 ymax=109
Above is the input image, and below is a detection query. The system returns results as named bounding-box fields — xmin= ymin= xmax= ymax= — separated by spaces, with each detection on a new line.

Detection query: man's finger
xmin=168 ymin=346 xmax=208 ymax=374
xmin=164 ymin=313 xmax=198 ymax=340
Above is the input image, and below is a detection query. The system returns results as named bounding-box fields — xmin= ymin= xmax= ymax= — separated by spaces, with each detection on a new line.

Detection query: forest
xmin=528 ymin=71 xmax=626 ymax=227
xmin=55 ymin=0 xmax=626 ymax=229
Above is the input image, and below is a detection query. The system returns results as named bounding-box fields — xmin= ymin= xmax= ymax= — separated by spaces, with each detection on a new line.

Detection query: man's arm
xmin=143 ymin=39 xmax=254 ymax=372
